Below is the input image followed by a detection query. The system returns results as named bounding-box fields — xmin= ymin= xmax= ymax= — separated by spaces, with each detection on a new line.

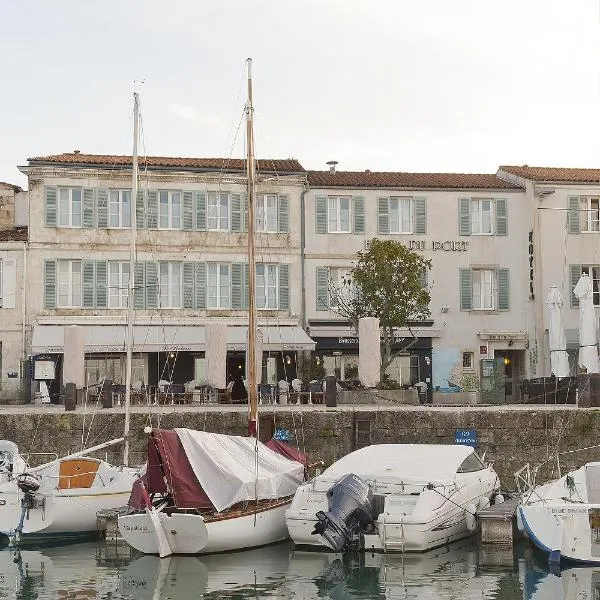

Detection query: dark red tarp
xmin=265 ymin=438 xmax=308 ymax=466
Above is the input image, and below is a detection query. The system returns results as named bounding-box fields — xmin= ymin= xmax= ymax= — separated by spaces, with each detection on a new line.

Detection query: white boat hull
xmin=118 ymin=500 xmax=292 ymax=555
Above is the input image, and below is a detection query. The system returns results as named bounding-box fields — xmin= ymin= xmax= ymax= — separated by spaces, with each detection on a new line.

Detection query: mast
xmin=123 ymin=91 xmax=139 ymax=465
xmin=246 ymin=58 xmax=258 ymax=437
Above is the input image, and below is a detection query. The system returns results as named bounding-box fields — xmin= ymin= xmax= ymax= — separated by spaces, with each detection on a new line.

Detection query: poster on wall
xmin=34 ymin=360 xmax=55 ymax=380
xmin=479 ymin=344 xmax=488 ymax=356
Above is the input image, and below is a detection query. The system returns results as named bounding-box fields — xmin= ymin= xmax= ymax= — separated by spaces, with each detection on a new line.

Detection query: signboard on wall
xmin=479 ymin=344 xmax=488 ymax=356
xmin=33 ymin=361 xmax=55 ymax=380
xmin=455 ymin=429 xmax=478 ymax=447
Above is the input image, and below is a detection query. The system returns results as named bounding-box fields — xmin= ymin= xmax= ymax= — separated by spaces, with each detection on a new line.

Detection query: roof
xmin=27 ymin=153 xmax=305 ymax=174
xmin=0 ymin=228 xmax=27 ymax=242
xmin=308 ymin=170 xmax=522 ymax=190
xmin=500 ymin=165 xmax=600 ymax=184
xmin=0 ymin=182 xmax=23 ymax=192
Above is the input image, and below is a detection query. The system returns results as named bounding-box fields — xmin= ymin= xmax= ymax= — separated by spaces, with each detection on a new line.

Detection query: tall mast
xmin=246 ymin=58 xmax=258 ymax=437
xmin=123 ymin=91 xmax=139 ymax=465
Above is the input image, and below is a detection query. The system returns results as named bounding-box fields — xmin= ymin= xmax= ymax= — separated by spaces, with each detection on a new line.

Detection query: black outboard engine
xmin=16 ymin=474 xmax=40 ymax=495
xmin=13 ymin=473 xmax=41 ymax=542
xmin=312 ymin=473 xmax=374 ymax=551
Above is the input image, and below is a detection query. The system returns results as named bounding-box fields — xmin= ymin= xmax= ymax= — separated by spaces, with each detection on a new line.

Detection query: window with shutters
xmin=256 ymin=264 xmax=278 ymax=309
xmin=327 ymin=196 xmax=351 ymax=233
xmin=257 ymin=195 xmax=278 ymax=232
xmin=389 ymin=197 xmax=412 ymax=233
xmin=207 ymin=192 xmax=229 ymax=231
xmin=158 ymin=191 xmax=182 ymax=229
xmin=57 ymin=260 xmax=82 ymax=307
xmin=108 ymin=261 xmax=130 ymax=308
xmin=328 ymin=267 xmax=353 ymax=309
xmin=159 ymin=262 xmax=182 ymax=308
xmin=580 ymin=197 xmax=600 ymax=232
xmin=58 ymin=188 xmax=83 ymax=227
xmin=470 ymin=199 xmax=493 ymax=235
xmin=207 ymin=263 xmax=230 ymax=309
xmin=108 ymin=190 xmax=132 ymax=228
xmin=581 ymin=266 xmax=600 ymax=305
xmin=472 ymin=269 xmax=495 ymax=310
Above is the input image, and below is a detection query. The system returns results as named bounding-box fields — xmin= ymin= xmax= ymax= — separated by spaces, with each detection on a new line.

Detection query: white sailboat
xmin=117 ymin=58 xmax=306 ymax=557
xmin=0 ymin=93 xmax=144 ymax=544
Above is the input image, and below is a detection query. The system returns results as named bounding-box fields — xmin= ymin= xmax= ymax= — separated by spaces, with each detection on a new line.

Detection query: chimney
xmin=73 ymin=150 xmax=81 ymax=154
xmin=326 ymin=160 xmax=338 ymax=173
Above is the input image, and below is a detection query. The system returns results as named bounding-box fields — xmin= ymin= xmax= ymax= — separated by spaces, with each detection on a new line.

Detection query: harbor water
xmin=0 ymin=537 xmax=588 ymax=599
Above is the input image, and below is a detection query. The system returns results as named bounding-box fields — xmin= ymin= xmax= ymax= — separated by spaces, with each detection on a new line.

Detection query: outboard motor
xmin=312 ymin=473 xmax=374 ymax=551
xmin=13 ymin=474 xmax=41 ymax=543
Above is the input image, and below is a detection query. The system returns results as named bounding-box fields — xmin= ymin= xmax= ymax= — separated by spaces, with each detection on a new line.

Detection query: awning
xmin=31 ymin=325 xmax=315 ymax=354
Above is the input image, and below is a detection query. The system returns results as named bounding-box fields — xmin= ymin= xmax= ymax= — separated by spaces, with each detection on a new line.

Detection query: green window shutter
xmin=95 ymin=260 xmax=107 ymax=308
xmin=231 ymin=193 xmax=242 ymax=232
xmin=243 ymin=263 xmax=249 ymax=310
xmin=568 ymin=196 xmax=581 ymax=234
xmin=497 ymin=268 xmax=509 ymax=310
xmin=182 ymin=191 xmax=193 ymax=230
xmin=242 ymin=194 xmax=248 ymax=232
xmin=279 ymin=264 xmax=289 ymax=310
xmin=570 ymin=264 xmax=582 ymax=307
xmin=136 ymin=190 xmax=146 ymax=230
xmin=146 ymin=191 xmax=157 ymax=229
xmin=278 ymin=194 xmax=289 ymax=233
xmin=231 ymin=263 xmax=243 ymax=310
xmin=145 ymin=262 xmax=158 ymax=308
xmin=195 ymin=192 xmax=206 ymax=230
xmin=414 ymin=196 xmax=427 ymax=235
xmin=134 ymin=262 xmax=145 ymax=309
xmin=316 ymin=266 xmax=329 ymax=311
xmin=45 ymin=187 xmax=58 ymax=227
xmin=459 ymin=269 xmax=472 ymax=310
xmin=495 ymin=198 xmax=507 ymax=236
xmin=315 ymin=196 xmax=327 ymax=234
xmin=96 ymin=189 xmax=108 ymax=228
xmin=377 ymin=198 xmax=389 ymax=234
xmin=195 ymin=262 xmax=206 ymax=309
xmin=459 ymin=197 xmax=471 ymax=236
xmin=44 ymin=260 xmax=57 ymax=308
xmin=83 ymin=188 xmax=95 ymax=228
xmin=183 ymin=262 xmax=195 ymax=308
xmin=353 ymin=196 xmax=365 ymax=234
xmin=82 ymin=261 xmax=96 ymax=307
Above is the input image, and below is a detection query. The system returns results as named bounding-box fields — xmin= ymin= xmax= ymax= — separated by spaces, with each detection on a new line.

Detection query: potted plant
xmin=460 ymin=373 xmax=480 ymax=404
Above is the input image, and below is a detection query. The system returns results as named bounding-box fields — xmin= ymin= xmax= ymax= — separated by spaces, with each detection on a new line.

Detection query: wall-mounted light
xmin=424 ymin=356 xmax=431 ymax=366
xmin=504 ymin=357 xmax=511 ymax=366
xmin=440 ymin=305 xmax=449 ymax=314
xmin=285 ymin=355 xmax=292 ymax=365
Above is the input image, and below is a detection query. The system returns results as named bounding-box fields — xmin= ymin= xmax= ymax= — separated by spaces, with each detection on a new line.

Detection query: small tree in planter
xmin=460 ymin=373 xmax=480 ymax=403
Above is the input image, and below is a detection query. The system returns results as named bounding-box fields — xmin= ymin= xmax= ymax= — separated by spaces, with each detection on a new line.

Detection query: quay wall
xmin=4 ymin=406 xmax=598 ymax=489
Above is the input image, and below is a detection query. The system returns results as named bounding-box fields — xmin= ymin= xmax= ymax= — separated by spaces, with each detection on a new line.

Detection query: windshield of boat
xmin=456 ymin=452 xmax=486 ymax=473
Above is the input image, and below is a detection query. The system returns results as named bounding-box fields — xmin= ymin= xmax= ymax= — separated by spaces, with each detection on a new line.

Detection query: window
xmin=85 ymin=355 xmax=144 ymax=386
xmin=457 ymin=453 xmax=486 ymax=473
xmin=462 ymin=351 xmax=474 ymax=370
xmin=470 ymin=198 xmax=493 ymax=235
xmin=108 ymin=190 xmax=131 ymax=228
xmin=472 ymin=269 xmax=494 ymax=310
xmin=257 ymin=195 xmax=278 ymax=232
xmin=328 ymin=196 xmax=351 ymax=233
xmin=159 ymin=191 xmax=181 ymax=229
xmin=389 ymin=197 xmax=412 ymax=233
xmin=207 ymin=263 xmax=230 ymax=309
xmin=256 ymin=264 xmax=278 ymax=309
xmin=328 ymin=267 xmax=353 ymax=309
xmin=158 ymin=262 xmax=182 ymax=308
xmin=58 ymin=188 xmax=82 ymax=227
xmin=580 ymin=197 xmax=600 ymax=232
xmin=57 ymin=260 xmax=82 ymax=307
xmin=207 ymin=192 xmax=229 ymax=231
xmin=581 ymin=265 xmax=600 ymax=305
xmin=108 ymin=261 xmax=130 ymax=308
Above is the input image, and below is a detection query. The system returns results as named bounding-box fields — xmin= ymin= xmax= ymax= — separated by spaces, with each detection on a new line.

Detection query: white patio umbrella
xmin=573 ymin=274 xmax=600 ymax=373
xmin=544 ymin=286 xmax=570 ymax=377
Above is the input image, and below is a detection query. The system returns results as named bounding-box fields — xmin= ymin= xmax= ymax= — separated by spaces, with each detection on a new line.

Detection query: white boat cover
xmin=175 ymin=429 xmax=304 ymax=512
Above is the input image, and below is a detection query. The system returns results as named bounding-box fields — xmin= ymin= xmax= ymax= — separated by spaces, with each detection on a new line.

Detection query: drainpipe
xmin=21 ymin=241 xmax=27 ymax=362
xmin=300 ymin=180 xmax=309 ymax=331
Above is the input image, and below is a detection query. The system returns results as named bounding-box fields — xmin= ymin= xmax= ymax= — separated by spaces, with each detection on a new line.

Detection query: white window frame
xmin=581 ymin=265 xmax=600 ymax=305
xmin=470 ymin=198 xmax=493 ymax=235
xmin=472 ymin=269 xmax=495 ymax=310
xmin=57 ymin=260 xmax=82 ymax=307
xmin=108 ymin=190 xmax=132 ymax=228
xmin=327 ymin=196 xmax=352 ymax=233
xmin=580 ymin=197 xmax=600 ymax=233
xmin=159 ymin=262 xmax=182 ymax=308
xmin=158 ymin=191 xmax=182 ymax=229
xmin=207 ymin=263 xmax=230 ymax=309
xmin=329 ymin=267 xmax=353 ymax=309
xmin=256 ymin=264 xmax=278 ymax=309
xmin=108 ymin=261 xmax=130 ymax=308
xmin=389 ymin=197 xmax=413 ymax=234
xmin=207 ymin=192 xmax=230 ymax=231
xmin=257 ymin=194 xmax=278 ymax=232
xmin=58 ymin=188 xmax=82 ymax=227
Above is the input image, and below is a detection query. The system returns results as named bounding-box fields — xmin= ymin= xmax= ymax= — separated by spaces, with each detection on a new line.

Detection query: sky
xmin=1 ymin=0 xmax=600 ymax=188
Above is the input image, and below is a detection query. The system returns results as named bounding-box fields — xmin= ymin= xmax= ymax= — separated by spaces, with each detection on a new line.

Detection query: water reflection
xmin=524 ymin=563 xmax=600 ymax=600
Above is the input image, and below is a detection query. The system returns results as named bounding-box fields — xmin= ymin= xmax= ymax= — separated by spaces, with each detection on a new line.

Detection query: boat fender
xmin=465 ymin=504 xmax=477 ymax=532
xmin=494 ymin=493 xmax=505 ymax=505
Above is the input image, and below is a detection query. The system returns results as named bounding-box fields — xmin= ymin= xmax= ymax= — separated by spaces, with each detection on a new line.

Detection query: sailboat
xmin=117 ymin=59 xmax=306 ymax=557
xmin=0 ymin=93 xmax=145 ymax=544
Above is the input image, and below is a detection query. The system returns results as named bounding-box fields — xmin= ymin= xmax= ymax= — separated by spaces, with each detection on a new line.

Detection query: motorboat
xmin=285 ymin=443 xmax=500 ymax=552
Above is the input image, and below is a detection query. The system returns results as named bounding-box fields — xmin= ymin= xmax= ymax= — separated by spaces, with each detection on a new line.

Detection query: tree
xmin=328 ymin=238 xmax=432 ymax=383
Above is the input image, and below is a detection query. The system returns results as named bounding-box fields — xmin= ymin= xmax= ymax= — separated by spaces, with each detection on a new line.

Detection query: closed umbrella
xmin=573 ymin=274 xmax=600 ymax=373
xmin=545 ymin=286 xmax=570 ymax=377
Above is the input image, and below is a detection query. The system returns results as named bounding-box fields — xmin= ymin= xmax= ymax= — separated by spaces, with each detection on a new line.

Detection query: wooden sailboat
xmin=117 ymin=59 xmax=307 ymax=557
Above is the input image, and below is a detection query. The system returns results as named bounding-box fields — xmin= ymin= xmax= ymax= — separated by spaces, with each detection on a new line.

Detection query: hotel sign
xmin=406 ymin=240 xmax=468 ymax=252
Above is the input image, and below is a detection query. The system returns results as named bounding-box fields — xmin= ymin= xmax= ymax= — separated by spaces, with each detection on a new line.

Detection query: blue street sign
xmin=455 ymin=429 xmax=478 ymax=447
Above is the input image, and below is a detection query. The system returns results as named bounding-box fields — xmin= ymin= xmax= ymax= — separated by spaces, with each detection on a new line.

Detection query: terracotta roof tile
xmin=0 ymin=228 xmax=27 ymax=242
xmin=308 ymin=170 xmax=521 ymax=190
xmin=0 ymin=182 xmax=23 ymax=192
xmin=500 ymin=165 xmax=600 ymax=183
xmin=27 ymin=153 xmax=305 ymax=174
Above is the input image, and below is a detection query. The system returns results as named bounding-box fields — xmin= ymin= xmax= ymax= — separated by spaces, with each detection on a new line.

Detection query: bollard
xmin=64 ymin=382 xmax=77 ymax=412
xmin=325 ymin=375 xmax=337 ymax=407
xmin=101 ymin=379 xmax=113 ymax=409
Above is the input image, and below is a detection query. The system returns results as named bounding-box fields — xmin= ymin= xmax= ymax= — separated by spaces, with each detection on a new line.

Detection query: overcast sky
xmin=1 ymin=1 xmax=599 ymax=188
